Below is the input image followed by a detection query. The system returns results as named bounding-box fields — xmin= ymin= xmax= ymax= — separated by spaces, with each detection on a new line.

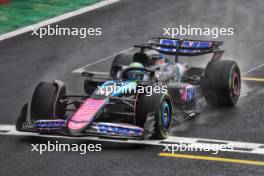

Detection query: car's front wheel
xmin=136 ymin=92 xmax=173 ymax=139
xmin=30 ymin=80 xmax=66 ymax=121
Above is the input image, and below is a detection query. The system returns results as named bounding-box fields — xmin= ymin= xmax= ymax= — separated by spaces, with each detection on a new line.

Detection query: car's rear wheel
xmin=30 ymin=80 xmax=66 ymax=121
xmin=202 ymin=60 xmax=241 ymax=107
xmin=136 ymin=92 xmax=172 ymax=139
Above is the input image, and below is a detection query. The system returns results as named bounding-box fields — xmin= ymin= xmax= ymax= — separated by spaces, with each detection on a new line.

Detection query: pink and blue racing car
xmin=16 ymin=38 xmax=241 ymax=140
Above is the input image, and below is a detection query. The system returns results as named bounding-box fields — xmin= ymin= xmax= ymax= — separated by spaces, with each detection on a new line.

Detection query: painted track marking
xmin=0 ymin=0 xmax=120 ymax=42
xmin=72 ymin=47 xmax=134 ymax=73
xmin=242 ymin=63 xmax=264 ymax=75
xmin=72 ymin=45 xmax=264 ymax=76
xmin=159 ymin=153 xmax=264 ymax=166
xmin=242 ymin=77 xmax=264 ymax=82
xmin=0 ymin=125 xmax=264 ymax=155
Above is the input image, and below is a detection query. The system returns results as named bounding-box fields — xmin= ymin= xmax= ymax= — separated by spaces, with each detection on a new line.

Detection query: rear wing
xmin=135 ymin=37 xmax=224 ymax=61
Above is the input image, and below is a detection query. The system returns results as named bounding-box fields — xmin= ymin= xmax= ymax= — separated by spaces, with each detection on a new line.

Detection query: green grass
xmin=0 ymin=0 xmax=100 ymax=35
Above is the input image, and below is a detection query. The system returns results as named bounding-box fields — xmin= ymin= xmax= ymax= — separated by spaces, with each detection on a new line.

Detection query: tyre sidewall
xmin=136 ymin=92 xmax=172 ymax=139
xmin=30 ymin=81 xmax=66 ymax=121
xmin=202 ymin=60 xmax=241 ymax=107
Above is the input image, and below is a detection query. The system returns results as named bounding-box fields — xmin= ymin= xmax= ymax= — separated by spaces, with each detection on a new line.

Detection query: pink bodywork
xmin=68 ymin=98 xmax=105 ymax=130
xmin=181 ymin=84 xmax=192 ymax=101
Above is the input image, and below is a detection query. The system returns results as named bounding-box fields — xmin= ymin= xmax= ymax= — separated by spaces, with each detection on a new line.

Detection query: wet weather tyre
xmin=202 ymin=60 xmax=241 ymax=107
xmin=30 ymin=81 xmax=66 ymax=121
xmin=136 ymin=92 xmax=172 ymax=139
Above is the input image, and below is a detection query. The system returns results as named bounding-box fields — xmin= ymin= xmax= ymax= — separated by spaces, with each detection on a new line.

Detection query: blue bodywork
xmin=159 ymin=38 xmax=213 ymax=53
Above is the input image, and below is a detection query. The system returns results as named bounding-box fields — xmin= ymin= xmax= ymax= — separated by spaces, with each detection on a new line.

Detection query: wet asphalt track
xmin=0 ymin=0 xmax=264 ymax=175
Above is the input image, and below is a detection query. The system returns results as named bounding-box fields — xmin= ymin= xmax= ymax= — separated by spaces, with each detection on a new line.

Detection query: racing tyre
xmin=30 ymin=80 xmax=66 ymax=121
xmin=136 ymin=92 xmax=172 ymax=139
xmin=202 ymin=60 xmax=241 ymax=107
xmin=110 ymin=53 xmax=133 ymax=79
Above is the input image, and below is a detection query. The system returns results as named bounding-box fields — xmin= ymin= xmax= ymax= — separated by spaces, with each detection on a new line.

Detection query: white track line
xmin=72 ymin=45 xmax=264 ymax=75
xmin=242 ymin=62 xmax=264 ymax=75
xmin=72 ymin=47 xmax=134 ymax=73
xmin=0 ymin=0 xmax=120 ymax=42
xmin=0 ymin=124 xmax=263 ymax=155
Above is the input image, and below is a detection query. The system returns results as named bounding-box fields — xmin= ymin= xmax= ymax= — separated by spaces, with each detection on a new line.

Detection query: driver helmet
xmin=155 ymin=56 xmax=170 ymax=65
xmin=126 ymin=62 xmax=145 ymax=80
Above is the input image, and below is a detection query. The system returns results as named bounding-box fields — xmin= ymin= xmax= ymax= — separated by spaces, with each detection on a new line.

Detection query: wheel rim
xmin=161 ymin=101 xmax=171 ymax=129
xmin=232 ymin=72 xmax=240 ymax=97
